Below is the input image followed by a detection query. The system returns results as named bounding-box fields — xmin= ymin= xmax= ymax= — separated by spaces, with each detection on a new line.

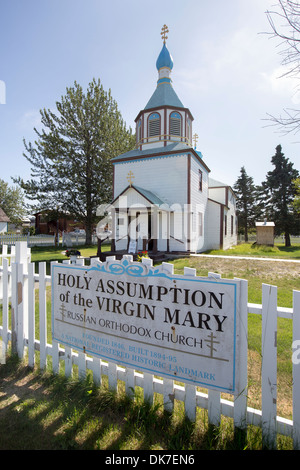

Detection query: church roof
xmin=144 ymin=82 xmax=184 ymax=109
xmin=208 ymin=177 xmax=228 ymax=188
xmin=111 ymin=184 xmax=168 ymax=208
xmin=156 ymin=42 xmax=174 ymax=71
xmin=111 ymin=142 xmax=211 ymax=172
xmin=130 ymin=185 xmax=167 ymax=206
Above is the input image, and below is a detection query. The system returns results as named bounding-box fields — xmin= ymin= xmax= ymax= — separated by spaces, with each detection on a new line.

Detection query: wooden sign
xmin=52 ymin=258 xmax=246 ymax=394
xmin=128 ymin=240 xmax=137 ymax=253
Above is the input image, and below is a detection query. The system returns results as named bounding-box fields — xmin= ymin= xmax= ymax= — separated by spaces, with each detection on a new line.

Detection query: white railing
xmin=0 ymin=242 xmax=299 ymax=449
xmin=62 ymin=232 xmax=98 ymax=246
xmin=0 ymin=233 xmax=55 ymax=247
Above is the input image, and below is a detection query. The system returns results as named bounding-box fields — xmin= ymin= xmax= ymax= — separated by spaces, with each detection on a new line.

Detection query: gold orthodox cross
xmin=193 ymin=133 xmax=198 ymax=148
xmin=127 ymin=171 xmax=135 ymax=186
xmin=161 ymin=24 xmax=169 ymax=44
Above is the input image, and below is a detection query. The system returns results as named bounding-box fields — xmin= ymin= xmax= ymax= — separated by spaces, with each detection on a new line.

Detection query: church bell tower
xmin=135 ymin=25 xmax=194 ymax=151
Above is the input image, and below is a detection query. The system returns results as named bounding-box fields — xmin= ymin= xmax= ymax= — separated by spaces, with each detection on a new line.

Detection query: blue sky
xmin=0 ymin=0 xmax=299 ymax=195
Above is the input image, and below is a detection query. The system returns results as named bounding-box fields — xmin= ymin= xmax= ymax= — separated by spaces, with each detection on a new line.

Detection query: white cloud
xmin=18 ymin=109 xmax=41 ymax=130
xmin=260 ymin=66 xmax=300 ymax=104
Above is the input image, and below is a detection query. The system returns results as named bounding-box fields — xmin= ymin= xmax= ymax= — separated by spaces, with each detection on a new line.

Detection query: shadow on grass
xmin=1 ymin=355 xmax=287 ymax=450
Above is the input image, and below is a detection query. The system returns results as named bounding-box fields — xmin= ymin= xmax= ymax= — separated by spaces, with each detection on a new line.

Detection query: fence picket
xmin=293 ymin=290 xmax=300 ymax=450
xmin=1 ymin=258 xmax=9 ymax=363
xmin=64 ymin=346 xmax=73 ymax=377
xmin=38 ymin=262 xmax=47 ymax=369
xmin=185 ymin=384 xmax=196 ymax=421
xmin=207 ymin=272 xmax=221 ymax=426
xmin=28 ymin=262 xmax=35 ymax=368
xmin=125 ymin=366 xmax=135 ymax=399
xmin=233 ymin=278 xmax=248 ymax=430
xmin=108 ymin=362 xmax=118 ymax=390
xmin=10 ymin=262 xmax=17 ymax=354
xmin=163 ymin=378 xmax=174 ymax=413
xmin=50 ymin=262 xmax=59 ymax=374
xmin=261 ymin=283 xmax=278 ymax=448
xmin=78 ymin=351 xmax=86 ymax=379
xmin=183 ymin=267 xmax=197 ymax=420
xmin=91 ymin=357 xmax=102 ymax=386
xmin=143 ymin=372 xmax=154 ymax=404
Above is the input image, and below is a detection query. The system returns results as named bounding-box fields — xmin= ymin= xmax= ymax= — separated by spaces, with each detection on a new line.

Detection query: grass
xmin=0 ymin=354 xmax=293 ymax=450
xmin=171 ymin=253 xmax=299 ymax=424
xmin=0 ymin=242 xmax=299 ymax=450
xmin=205 ymin=241 xmax=300 ymax=259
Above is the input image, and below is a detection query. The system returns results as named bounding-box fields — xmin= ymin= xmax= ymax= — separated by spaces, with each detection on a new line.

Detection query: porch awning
xmin=110 ymin=185 xmax=170 ymax=211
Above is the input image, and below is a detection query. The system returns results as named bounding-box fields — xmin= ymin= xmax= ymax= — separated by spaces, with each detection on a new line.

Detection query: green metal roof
xmin=144 ymin=82 xmax=184 ymax=109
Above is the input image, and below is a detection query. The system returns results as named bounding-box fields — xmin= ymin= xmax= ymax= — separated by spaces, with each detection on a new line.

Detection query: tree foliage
xmin=266 ymin=0 xmax=300 ymax=134
xmin=234 ymin=145 xmax=299 ymax=245
xmin=233 ymin=167 xmax=260 ymax=241
xmin=260 ymin=144 xmax=299 ymax=246
xmin=293 ymin=177 xmax=300 ymax=212
xmin=14 ymin=79 xmax=135 ymax=244
xmin=0 ymin=179 xmax=26 ymax=225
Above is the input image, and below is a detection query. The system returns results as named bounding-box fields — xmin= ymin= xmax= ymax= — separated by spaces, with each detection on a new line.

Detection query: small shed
xmin=255 ymin=220 xmax=275 ymax=246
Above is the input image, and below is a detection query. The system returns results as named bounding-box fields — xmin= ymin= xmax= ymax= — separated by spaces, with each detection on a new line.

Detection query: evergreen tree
xmin=14 ymin=79 xmax=135 ymax=244
xmin=233 ymin=167 xmax=258 ymax=241
xmin=262 ymin=144 xmax=299 ymax=246
xmin=293 ymin=178 xmax=300 ymax=213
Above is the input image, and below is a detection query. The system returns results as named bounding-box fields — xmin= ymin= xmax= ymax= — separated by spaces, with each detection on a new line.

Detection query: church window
xmin=170 ymin=111 xmax=182 ymax=136
xmin=199 ymin=170 xmax=203 ymax=191
xmin=198 ymin=212 xmax=203 ymax=237
xmin=148 ymin=113 xmax=161 ymax=137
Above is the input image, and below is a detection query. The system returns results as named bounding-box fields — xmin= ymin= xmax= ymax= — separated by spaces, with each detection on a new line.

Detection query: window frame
xmin=169 ymin=111 xmax=182 ymax=137
xmin=148 ymin=112 xmax=161 ymax=138
xmin=199 ymin=169 xmax=203 ymax=192
xmin=198 ymin=212 xmax=203 ymax=237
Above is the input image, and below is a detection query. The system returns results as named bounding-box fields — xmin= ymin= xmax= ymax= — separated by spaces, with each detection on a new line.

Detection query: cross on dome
xmin=156 ymin=25 xmax=173 ymax=71
xmin=161 ymin=24 xmax=169 ymax=44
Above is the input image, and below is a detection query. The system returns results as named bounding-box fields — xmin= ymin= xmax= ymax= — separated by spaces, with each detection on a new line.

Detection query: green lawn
xmin=28 ymin=244 xmax=111 ymax=274
xmin=204 ymin=242 xmax=300 ymax=259
xmin=30 ymin=244 xmax=106 ymax=263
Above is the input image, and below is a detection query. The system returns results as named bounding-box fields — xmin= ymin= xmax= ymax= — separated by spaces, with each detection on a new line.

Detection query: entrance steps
xmin=93 ymin=250 xmax=190 ymax=263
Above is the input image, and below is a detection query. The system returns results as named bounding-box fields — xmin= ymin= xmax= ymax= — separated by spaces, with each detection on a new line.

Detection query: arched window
xmin=170 ymin=111 xmax=182 ymax=136
xmin=148 ymin=113 xmax=161 ymax=137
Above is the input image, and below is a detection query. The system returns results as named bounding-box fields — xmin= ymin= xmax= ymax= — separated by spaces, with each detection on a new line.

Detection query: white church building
xmin=105 ymin=26 xmax=237 ymax=257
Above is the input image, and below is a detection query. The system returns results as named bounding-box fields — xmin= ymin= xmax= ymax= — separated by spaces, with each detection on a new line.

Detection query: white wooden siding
xmin=189 ymin=156 xmax=209 ymax=252
xmin=208 ymin=186 xmax=226 ymax=205
xmin=203 ymin=200 xmax=221 ymax=251
xmin=114 ymin=154 xmax=188 ymax=206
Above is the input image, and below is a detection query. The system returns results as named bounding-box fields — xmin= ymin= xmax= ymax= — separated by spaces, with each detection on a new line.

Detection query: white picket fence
xmin=0 ymin=242 xmax=300 ymax=449
xmin=0 ymin=233 xmax=55 ymax=247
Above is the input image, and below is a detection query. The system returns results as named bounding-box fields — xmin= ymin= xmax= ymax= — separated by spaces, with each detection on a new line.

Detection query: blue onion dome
xmin=156 ymin=43 xmax=174 ymax=71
